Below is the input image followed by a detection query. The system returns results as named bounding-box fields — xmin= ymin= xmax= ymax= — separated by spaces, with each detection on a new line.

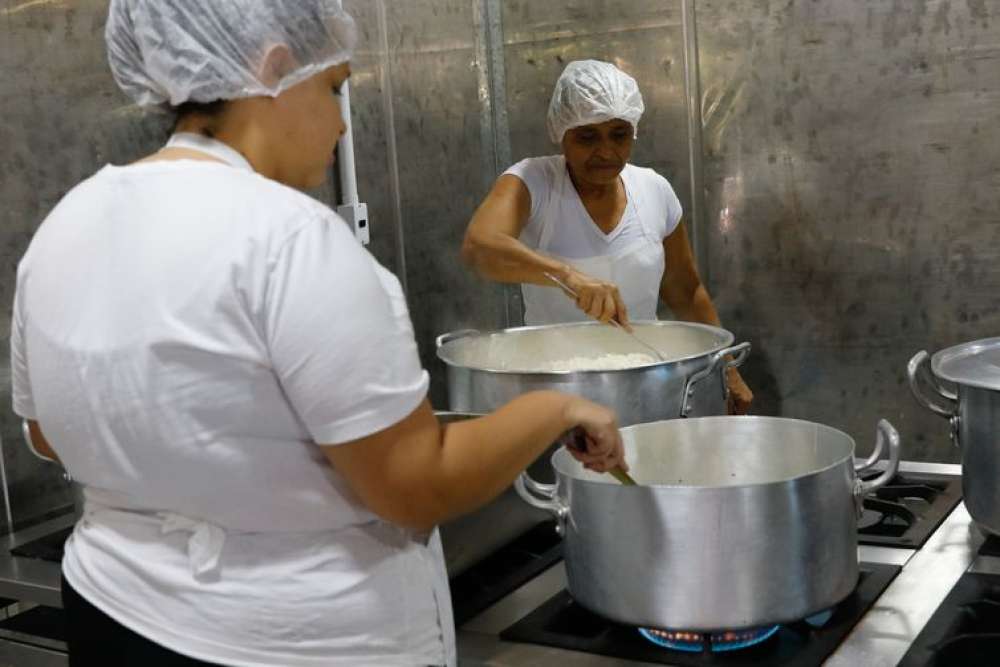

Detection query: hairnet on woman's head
xmin=105 ymin=0 xmax=357 ymax=108
xmin=546 ymin=60 xmax=645 ymax=144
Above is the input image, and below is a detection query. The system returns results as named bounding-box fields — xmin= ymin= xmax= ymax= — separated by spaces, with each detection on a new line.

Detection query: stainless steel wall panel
xmin=697 ymin=0 xmax=1000 ymax=460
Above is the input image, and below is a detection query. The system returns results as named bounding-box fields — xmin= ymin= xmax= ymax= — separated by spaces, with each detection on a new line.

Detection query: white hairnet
xmin=546 ymin=60 xmax=645 ymax=144
xmin=105 ymin=0 xmax=357 ymax=108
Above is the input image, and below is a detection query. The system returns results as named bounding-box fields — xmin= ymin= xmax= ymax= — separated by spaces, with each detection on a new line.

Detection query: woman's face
xmin=266 ymin=62 xmax=351 ymax=189
xmin=561 ymin=119 xmax=635 ymax=187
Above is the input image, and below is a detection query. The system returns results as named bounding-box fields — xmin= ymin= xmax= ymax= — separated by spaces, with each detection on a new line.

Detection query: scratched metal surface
xmin=697 ymin=0 xmax=1000 ymax=460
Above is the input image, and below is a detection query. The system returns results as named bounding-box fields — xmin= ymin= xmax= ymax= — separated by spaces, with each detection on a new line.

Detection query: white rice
xmin=537 ymin=352 xmax=658 ymax=372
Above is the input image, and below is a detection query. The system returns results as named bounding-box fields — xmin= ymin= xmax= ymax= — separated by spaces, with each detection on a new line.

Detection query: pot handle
xmin=22 ymin=419 xmax=74 ymax=483
xmin=854 ymin=419 xmax=901 ymax=497
xmin=680 ymin=342 xmax=752 ymax=417
xmin=22 ymin=419 xmax=56 ymax=464
xmin=853 ymin=430 xmax=885 ymax=473
xmin=514 ymin=473 xmax=568 ymax=532
xmin=435 ymin=328 xmax=480 ymax=349
xmin=907 ymin=351 xmax=962 ymax=445
xmin=907 ymin=351 xmax=958 ymax=418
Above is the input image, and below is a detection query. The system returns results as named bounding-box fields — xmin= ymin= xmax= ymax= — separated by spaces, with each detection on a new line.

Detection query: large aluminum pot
xmin=515 ymin=416 xmax=901 ymax=630
xmin=908 ymin=338 xmax=1000 ymax=535
xmin=436 ymin=322 xmax=750 ymax=426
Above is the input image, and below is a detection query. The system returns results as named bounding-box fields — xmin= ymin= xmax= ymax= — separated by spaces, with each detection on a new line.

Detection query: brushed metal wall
xmin=697 ymin=0 xmax=1000 ymax=460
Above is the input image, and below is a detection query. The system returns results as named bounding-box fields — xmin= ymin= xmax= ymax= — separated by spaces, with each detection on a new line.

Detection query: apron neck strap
xmin=166 ymin=133 xmax=255 ymax=173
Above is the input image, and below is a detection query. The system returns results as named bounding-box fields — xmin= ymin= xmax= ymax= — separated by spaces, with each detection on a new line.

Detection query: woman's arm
xmin=462 ymin=175 xmax=628 ymax=325
xmin=322 ymin=393 xmax=624 ymax=532
xmin=461 ymin=175 xmax=566 ymax=286
xmin=660 ymin=221 xmax=754 ymax=414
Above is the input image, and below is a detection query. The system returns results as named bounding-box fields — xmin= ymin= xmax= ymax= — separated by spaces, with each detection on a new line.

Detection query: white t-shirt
xmin=504 ymin=155 xmax=683 ymax=257
xmin=11 ymin=155 xmax=452 ymax=666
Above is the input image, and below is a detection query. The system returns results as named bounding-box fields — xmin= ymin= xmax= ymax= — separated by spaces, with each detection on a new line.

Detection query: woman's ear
xmin=258 ymin=44 xmax=297 ymax=88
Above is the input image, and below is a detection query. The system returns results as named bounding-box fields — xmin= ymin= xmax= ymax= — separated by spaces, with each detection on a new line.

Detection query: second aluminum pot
xmin=515 ymin=416 xmax=901 ymax=630
xmin=436 ymin=321 xmax=750 ymax=426
xmin=908 ymin=338 xmax=1000 ymax=535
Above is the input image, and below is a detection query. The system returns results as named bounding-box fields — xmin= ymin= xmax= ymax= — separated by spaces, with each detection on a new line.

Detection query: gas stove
xmin=456 ymin=461 xmax=991 ymax=667
xmin=498 ymin=563 xmax=901 ymax=665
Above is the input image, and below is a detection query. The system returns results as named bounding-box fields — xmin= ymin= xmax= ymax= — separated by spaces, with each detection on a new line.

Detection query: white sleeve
xmin=11 ymin=273 xmax=37 ymax=420
xmin=264 ymin=214 xmax=429 ymax=445
xmin=503 ymin=158 xmax=552 ymax=249
xmin=661 ymin=176 xmax=684 ymax=238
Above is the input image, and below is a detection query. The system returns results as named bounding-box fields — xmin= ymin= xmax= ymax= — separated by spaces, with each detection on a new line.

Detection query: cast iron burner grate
xmin=898 ymin=572 xmax=1000 ymax=666
xmin=857 ymin=471 xmax=961 ymax=549
xmin=500 ymin=562 xmax=901 ymax=665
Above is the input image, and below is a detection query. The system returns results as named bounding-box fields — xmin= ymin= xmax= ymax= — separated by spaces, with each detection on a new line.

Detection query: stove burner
xmin=857 ymin=472 xmax=962 ymax=548
xmin=500 ymin=563 xmax=902 ymax=666
xmin=899 ymin=574 xmax=1000 ymax=666
xmin=638 ymin=624 xmax=780 ymax=652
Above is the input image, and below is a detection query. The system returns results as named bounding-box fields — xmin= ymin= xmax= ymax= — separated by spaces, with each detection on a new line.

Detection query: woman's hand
xmin=726 ymin=367 xmax=753 ymax=415
xmin=559 ymin=270 xmax=630 ymax=328
xmin=561 ymin=398 xmax=627 ymax=473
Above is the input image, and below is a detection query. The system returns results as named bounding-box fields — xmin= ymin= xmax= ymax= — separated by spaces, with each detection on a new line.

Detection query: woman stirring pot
xmin=463 ymin=60 xmax=752 ymax=413
xmin=11 ymin=3 xmax=626 ymax=665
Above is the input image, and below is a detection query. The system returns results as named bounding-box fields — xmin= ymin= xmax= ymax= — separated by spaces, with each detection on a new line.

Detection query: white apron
xmin=521 ymin=164 xmax=666 ymax=326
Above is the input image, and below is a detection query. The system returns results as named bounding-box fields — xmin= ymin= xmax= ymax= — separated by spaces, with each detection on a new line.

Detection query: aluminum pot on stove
xmin=908 ymin=338 xmax=1000 ymax=536
xmin=436 ymin=321 xmax=750 ymax=426
xmin=515 ymin=416 xmax=901 ymax=631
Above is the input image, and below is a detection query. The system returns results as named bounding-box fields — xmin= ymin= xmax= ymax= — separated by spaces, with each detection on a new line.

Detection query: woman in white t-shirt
xmin=11 ymin=3 xmax=626 ymax=666
xmin=462 ymin=60 xmax=753 ymax=413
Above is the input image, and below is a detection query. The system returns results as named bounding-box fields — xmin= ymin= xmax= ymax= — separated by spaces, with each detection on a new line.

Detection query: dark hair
xmin=170 ymin=100 xmax=229 ymax=136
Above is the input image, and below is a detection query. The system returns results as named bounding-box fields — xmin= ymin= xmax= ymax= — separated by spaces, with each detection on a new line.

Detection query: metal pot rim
xmin=551 ymin=415 xmax=859 ymax=490
xmin=930 ymin=336 xmax=1000 ymax=392
xmin=436 ymin=320 xmax=736 ymax=375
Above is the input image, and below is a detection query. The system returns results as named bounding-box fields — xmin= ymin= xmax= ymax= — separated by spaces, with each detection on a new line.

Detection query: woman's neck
xmin=567 ymin=164 xmax=619 ymax=199
xmin=173 ymin=110 xmax=278 ymax=180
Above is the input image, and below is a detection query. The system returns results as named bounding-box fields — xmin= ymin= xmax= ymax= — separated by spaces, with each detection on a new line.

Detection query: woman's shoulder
xmin=626 ymin=164 xmax=683 ymax=206
xmin=111 ymin=161 xmax=355 ymax=247
xmin=625 ymin=163 xmax=675 ymax=192
xmin=504 ymin=155 xmax=563 ymax=186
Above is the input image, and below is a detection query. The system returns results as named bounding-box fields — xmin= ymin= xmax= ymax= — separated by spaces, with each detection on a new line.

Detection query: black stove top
xmin=449 ymin=520 xmax=562 ymax=626
xmin=897 ymin=570 xmax=1000 ymax=666
xmin=499 ymin=562 xmax=901 ymax=666
xmin=976 ymin=532 xmax=1000 ymax=557
xmin=857 ymin=471 xmax=962 ymax=549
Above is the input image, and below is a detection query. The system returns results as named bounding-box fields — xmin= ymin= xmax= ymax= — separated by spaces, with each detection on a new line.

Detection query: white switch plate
xmin=337 ymin=202 xmax=370 ymax=246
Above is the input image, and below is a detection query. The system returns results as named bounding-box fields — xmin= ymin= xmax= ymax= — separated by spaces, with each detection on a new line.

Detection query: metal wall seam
xmin=681 ymin=0 xmax=710 ymax=287
xmin=376 ymin=0 xmax=409 ymax=295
